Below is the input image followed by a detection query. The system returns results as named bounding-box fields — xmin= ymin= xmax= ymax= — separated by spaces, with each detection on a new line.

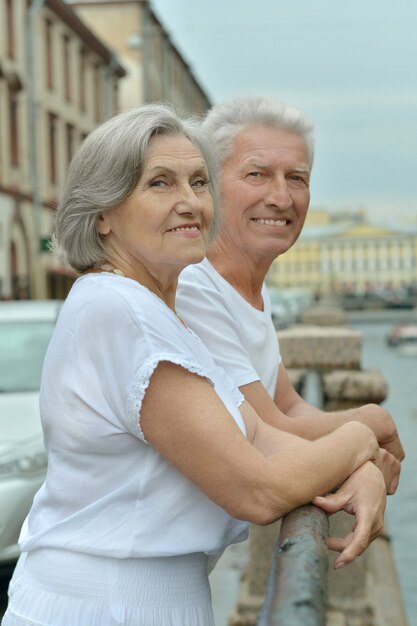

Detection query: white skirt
xmin=2 ymin=548 xmax=215 ymax=626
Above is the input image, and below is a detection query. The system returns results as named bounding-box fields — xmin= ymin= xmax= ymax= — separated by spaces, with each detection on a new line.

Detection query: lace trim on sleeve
xmin=232 ymin=387 xmax=245 ymax=408
xmin=127 ymin=354 xmax=216 ymax=442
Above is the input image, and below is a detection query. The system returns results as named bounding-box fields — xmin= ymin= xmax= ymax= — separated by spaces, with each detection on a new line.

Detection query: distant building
xmin=66 ymin=0 xmax=211 ymax=115
xmin=268 ymin=210 xmax=417 ymax=296
xmin=0 ymin=0 xmax=125 ymax=300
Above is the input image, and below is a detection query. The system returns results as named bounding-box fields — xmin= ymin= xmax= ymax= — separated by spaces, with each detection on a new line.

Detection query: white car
xmin=0 ymin=300 xmax=62 ymax=565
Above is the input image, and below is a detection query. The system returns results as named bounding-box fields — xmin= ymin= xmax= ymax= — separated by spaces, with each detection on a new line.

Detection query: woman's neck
xmin=96 ymin=258 xmax=179 ymax=313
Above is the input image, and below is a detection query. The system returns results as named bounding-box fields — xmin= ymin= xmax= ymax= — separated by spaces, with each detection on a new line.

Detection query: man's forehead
xmin=228 ymin=126 xmax=310 ymax=169
xmin=233 ymin=124 xmax=307 ymax=149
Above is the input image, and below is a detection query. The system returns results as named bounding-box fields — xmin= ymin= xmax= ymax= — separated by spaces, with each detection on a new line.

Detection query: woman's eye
xmin=150 ymin=179 xmax=167 ymax=188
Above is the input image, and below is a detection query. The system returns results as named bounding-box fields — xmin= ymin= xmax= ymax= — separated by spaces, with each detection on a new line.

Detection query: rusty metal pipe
xmin=257 ymin=504 xmax=329 ymax=626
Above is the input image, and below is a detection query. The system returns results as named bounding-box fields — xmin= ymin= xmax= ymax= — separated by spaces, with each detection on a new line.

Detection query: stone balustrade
xmin=229 ymin=307 xmax=408 ymax=626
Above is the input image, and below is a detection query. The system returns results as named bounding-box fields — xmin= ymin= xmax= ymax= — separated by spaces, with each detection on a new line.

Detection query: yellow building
xmin=66 ymin=0 xmax=211 ymax=115
xmin=268 ymin=212 xmax=417 ymax=297
xmin=0 ymin=0 xmax=126 ymax=300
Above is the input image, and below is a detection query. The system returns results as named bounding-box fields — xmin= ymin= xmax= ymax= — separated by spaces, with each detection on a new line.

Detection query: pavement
xmin=210 ymin=541 xmax=248 ymax=626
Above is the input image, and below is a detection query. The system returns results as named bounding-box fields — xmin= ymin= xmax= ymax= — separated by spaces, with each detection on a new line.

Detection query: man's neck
xmin=208 ymin=239 xmax=270 ymax=310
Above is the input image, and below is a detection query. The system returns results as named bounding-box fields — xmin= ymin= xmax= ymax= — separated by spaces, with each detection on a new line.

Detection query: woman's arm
xmin=140 ymin=362 xmax=379 ymax=525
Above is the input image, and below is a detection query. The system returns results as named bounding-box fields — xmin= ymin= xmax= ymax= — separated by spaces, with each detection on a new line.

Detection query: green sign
xmin=40 ymin=237 xmax=51 ymax=252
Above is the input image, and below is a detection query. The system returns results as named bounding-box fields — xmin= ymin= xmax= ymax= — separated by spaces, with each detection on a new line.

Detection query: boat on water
xmin=386 ymin=323 xmax=417 ymax=348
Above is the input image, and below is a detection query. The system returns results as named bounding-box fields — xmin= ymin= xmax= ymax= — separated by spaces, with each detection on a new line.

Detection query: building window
xmin=79 ymin=48 xmax=86 ymax=111
xmin=65 ymin=123 xmax=74 ymax=166
xmin=48 ymin=112 xmax=58 ymax=184
xmin=6 ymin=0 xmax=15 ymax=59
xmin=8 ymin=85 xmax=19 ymax=166
xmin=94 ymin=65 xmax=102 ymax=122
xmin=45 ymin=18 xmax=54 ymax=90
xmin=63 ymin=35 xmax=71 ymax=101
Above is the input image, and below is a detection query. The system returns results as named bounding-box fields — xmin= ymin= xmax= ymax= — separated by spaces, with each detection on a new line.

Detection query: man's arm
xmin=240 ymin=364 xmax=403 ymax=494
xmin=274 ymin=363 xmax=404 ymax=462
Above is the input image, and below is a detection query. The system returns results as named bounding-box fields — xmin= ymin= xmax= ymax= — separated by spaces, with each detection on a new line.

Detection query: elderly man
xmin=177 ymin=96 xmax=404 ymax=560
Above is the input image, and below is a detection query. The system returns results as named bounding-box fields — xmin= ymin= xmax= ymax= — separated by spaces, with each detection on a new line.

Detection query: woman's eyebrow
xmin=146 ymin=163 xmax=208 ymax=176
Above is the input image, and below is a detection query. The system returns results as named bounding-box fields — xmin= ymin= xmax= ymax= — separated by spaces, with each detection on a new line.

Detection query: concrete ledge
xmin=323 ymin=369 xmax=388 ymax=408
xmin=366 ymin=534 xmax=409 ymax=626
xmin=278 ymin=325 xmax=362 ymax=370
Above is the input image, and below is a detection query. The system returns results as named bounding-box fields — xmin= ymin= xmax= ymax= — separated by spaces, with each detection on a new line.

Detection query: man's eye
xmin=192 ymin=178 xmax=209 ymax=187
xmin=248 ymin=171 xmax=262 ymax=177
xmin=289 ymin=175 xmax=308 ymax=186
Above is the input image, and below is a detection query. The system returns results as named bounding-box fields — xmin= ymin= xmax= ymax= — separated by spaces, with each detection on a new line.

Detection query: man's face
xmin=218 ymin=125 xmax=311 ymax=264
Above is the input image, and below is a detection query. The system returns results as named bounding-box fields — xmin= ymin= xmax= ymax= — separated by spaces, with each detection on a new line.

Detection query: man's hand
xmin=312 ymin=461 xmax=386 ymax=568
xmin=379 ymin=447 xmax=401 ymax=495
xmin=356 ymin=404 xmax=404 ymax=462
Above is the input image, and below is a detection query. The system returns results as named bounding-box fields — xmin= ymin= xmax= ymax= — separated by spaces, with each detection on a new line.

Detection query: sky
xmin=151 ymin=0 xmax=417 ymax=224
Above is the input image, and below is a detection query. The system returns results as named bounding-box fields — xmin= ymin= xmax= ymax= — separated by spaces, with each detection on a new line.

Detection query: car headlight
xmin=0 ymin=437 xmax=47 ymax=478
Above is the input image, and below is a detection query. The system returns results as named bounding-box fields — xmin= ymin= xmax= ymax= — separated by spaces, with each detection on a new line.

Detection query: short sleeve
xmin=127 ymin=353 xmax=219 ymax=442
xmin=73 ymin=278 xmax=222 ymax=442
xmin=177 ymin=269 xmax=261 ymax=388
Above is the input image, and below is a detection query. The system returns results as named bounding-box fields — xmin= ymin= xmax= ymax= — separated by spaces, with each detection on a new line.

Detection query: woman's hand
xmin=312 ymin=461 xmax=386 ymax=568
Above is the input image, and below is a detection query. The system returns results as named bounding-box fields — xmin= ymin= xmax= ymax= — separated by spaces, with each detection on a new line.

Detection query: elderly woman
xmin=3 ymin=104 xmax=385 ymax=626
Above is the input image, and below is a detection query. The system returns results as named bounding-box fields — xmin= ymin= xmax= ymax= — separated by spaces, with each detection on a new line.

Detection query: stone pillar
xmin=277 ymin=325 xmax=362 ymax=371
xmin=229 ymin=522 xmax=281 ymax=626
xmin=322 ymin=369 xmax=388 ymax=411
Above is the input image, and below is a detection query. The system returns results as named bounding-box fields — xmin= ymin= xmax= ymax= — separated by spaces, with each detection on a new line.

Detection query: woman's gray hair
xmin=52 ymin=102 xmax=220 ymax=273
xmin=202 ymin=95 xmax=315 ymax=167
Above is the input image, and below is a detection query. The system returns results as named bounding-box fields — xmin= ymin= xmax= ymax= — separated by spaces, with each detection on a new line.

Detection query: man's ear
xmin=97 ymin=213 xmax=112 ymax=236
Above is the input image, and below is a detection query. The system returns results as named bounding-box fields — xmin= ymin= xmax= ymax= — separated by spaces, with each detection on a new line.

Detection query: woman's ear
xmin=97 ymin=213 xmax=112 ymax=236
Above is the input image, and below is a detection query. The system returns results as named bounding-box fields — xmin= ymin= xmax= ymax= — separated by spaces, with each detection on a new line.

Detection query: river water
xmin=347 ymin=310 xmax=417 ymax=626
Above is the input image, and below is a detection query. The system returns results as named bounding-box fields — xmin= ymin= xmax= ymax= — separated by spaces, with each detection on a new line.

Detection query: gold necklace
xmin=99 ymin=264 xmax=188 ymax=329
xmin=100 ymin=263 xmax=125 ymax=277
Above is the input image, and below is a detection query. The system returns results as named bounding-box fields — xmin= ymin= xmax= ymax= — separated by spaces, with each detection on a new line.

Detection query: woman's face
xmin=98 ymin=134 xmax=214 ymax=281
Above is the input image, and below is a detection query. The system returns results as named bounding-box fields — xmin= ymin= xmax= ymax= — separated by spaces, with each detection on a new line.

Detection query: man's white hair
xmin=202 ymin=95 xmax=315 ymax=168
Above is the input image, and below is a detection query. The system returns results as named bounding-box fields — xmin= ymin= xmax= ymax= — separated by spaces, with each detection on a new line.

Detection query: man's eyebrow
xmin=240 ymin=159 xmax=270 ymax=169
xmin=293 ymin=166 xmax=311 ymax=176
xmin=240 ymin=160 xmax=311 ymax=175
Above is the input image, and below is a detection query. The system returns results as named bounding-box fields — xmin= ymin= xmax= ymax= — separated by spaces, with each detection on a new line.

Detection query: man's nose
xmin=265 ymin=178 xmax=292 ymax=210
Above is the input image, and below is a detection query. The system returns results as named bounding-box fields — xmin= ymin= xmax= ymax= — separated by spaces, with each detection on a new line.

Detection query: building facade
xmin=66 ymin=0 xmax=211 ymax=115
xmin=0 ymin=0 xmax=125 ymax=300
xmin=268 ymin=211 xmax=417 ymax=297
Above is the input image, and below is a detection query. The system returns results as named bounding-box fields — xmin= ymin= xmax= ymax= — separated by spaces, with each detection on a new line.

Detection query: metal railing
xmin=257 ymin=505 xmax=329 ymax=626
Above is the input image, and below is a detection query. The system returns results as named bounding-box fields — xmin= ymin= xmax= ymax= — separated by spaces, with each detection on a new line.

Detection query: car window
xmin=0 ymin=321 xmax=55 ymax=392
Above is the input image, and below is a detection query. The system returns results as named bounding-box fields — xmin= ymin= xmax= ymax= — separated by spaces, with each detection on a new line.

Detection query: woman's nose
xmin=175 ymin=185 xmax=200 ymax=213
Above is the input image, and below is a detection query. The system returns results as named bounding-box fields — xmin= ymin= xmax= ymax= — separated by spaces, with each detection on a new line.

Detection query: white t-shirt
xmin=177 ymin=258 xmax=281 ymax=398
xmin=21 ymin=273 xmax=248 ymax=559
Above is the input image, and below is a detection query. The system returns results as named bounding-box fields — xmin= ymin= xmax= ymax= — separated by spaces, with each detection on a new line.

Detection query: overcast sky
xmin=151 ymin=0 xmax=417 ymax=224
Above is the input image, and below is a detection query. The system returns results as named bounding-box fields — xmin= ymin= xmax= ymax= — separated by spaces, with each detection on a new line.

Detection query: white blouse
xmin=20 ymin=273 xmax=249 ymax=559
